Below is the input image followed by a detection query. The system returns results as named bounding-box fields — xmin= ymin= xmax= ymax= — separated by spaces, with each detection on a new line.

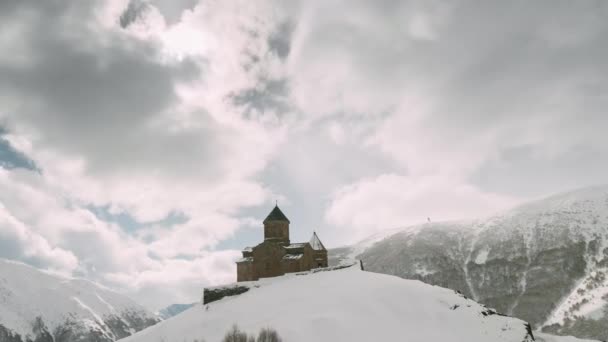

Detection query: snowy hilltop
xmin=331 ymin=185 xmax=608 ymax=340
xmin=0 ymin=259 xmax=158 ymax=342
xmin=121 ymin=265 xmax=536 ymax=342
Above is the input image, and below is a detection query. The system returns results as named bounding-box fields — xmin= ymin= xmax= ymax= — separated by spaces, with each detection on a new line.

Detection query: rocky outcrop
xmin=203 ymin=285 xmax=251 ymax=305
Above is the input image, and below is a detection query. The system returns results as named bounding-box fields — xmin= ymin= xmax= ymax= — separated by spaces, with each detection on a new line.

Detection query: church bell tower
xmin=263 ymin=205 xmax=290 ymax=245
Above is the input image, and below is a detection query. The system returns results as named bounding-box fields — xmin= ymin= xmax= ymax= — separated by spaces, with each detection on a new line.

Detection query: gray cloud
xmin=150 ymin=0 xmax=199 ymax=24
xmin=0 ymin=0 xmax=216 ymax=179
xmin=471 ymin=144 xmax=608 ymax=198
xmin=267 ymin=21 xmax=294 ymax=60
xmin=2 ymin=0 xmax=608 ymax=308
xmin=230 ymin=79 xmax=290 ymax=118
xmin=119 ymin=0 xmax=151 ymax=28
xmin=0 ymin=0 xmax=277 ymax=308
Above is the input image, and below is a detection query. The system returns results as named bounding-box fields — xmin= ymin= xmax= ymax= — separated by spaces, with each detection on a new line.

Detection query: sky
xmin=0 ymin=0 xmax=607 ymax=310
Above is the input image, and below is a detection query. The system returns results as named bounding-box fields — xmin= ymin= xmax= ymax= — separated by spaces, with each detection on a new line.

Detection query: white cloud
xmin=104 ymin=249 xmax=239 ymax=308
xmin=0 ymin=166 xmax=249 ymax=309
xmin=0 ymin=202 xmax=78 ymax=274
xmin=1 ymin=0 xmax=608 ymax=310
xmin=0 ymin=0 xmax=285 ymax=309
xmin=325 ymin=174 xmax=518 ymax=244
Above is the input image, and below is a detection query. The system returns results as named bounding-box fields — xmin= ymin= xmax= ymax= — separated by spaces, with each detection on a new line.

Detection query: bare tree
xmin=221 ymin=324 xmax=283 ymax=342
xmin=222 ymin=325 xmax=249 ymax=342
xmin=256 ymin=328 xmax=282 ymax=342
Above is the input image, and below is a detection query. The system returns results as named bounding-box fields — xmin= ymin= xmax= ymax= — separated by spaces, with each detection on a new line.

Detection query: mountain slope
xmin=157 ymin=304 xmax=195 ymax=320
xmin=0 ymin=259 xmax=158 ymax=342
xmin=332 ymin=186 xmax=608 ymax=340
xmin=121 ymin=265 xmax=535 ymax=342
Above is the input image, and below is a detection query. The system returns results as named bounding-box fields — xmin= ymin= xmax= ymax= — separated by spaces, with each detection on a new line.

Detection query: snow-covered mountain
xmin=0 ymin=259 xmax=158 ymax=342
xmin=157 ymin=304 xmax=195 ymax=320
xmin=121 ymin=265 xmax=536 ymax=342
xmin=331 ymin=186 xmax=608 ymax=341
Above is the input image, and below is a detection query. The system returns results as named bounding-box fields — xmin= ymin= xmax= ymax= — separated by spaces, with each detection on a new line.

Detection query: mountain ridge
xmin=0 ymin=258 xmax=159 ymax=342
xmin=157 ymin=303 xmax=195 ymax=320
xmin=331 ymin=185 xmax=608 ymax=340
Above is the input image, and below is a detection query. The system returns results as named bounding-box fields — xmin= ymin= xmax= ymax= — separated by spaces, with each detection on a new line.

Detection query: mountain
xmin=331 ymin=186 xmax=608 ymax=341
xmin=157 ymin=304 xmax=195 ymax=320
xmin=535 ymin=333 xmax=598 ymax=342
xmin=0 ymin=259 xmax=159 ymax=342
xmin=121 ymin=265 xmax=536 ymax=342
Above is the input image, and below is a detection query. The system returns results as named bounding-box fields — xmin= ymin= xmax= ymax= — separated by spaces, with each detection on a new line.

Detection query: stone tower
xmin=263 ymin=205 xmax=290 ymax=245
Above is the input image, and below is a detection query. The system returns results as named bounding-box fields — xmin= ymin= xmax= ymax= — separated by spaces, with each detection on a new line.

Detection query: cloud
xmin=325 ymin=174 xmax=518 ymax=244
xmin=0 ymin=202 xmax=78 ymax=274
xmin=1 ymin=0 xmax=608 ymax=310
xmin=0 ymin=165 xmax=245 ymax=309
xmin=0 ymin=0 xmax=282 ymax=221
xmin=0 ymin=0 xmax=285 ymax=308
xmin=104 ymin=250 xmax=239 ymax=308
xmin=275 ymin=0 xmax=608 ymax=241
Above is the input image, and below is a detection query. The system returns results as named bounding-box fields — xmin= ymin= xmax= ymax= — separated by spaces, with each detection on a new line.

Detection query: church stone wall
xmin=301 ymin=244 xmax=315 ymax=270
xmin=237 ymin=261 xmax=255 ymax=282
xmin=313 ymin=249 xmax=329 ymax=268
xmin=263 ymin=221 xmax=290 ymax=245
xmin=281 ymin=259 xmax=300 ymax=274
xmin=250 ymin=241 xmax=286 ymax=279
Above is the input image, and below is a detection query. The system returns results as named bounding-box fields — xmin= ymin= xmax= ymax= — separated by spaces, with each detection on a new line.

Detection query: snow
xmin=282 ymin=253 xmax=303 ymax=260
xmin=337 ymin=225 xmax=421 ymax=263
xmin=121 ymin=265 xmax=534 ymax=342
xmin=341 ymin=220 xmax=473 ymax=264
xmin=535 ymin=332 xmax=599 ymax=342
xmin=236 ymin=257 xmax=253 ymax=263
xmin=341 ymin=185 xmax=608 ymax=329
xmin=413 ymin=263 xmax=435 ymax=277
xmin=0 ymin=258 xmax=155 ymax=339
xmin=544 ymin=267 xmax=608 ymax=326
xmin=285 ymin=243 xmax=307 ymax=249
xmin=474 ymin=248 xmax=490 ymax=264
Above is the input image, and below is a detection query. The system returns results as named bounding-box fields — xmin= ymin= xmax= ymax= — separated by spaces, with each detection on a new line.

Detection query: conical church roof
xmin=263 ymin=205 xmax=290 ymax=224
xmin=309 ymin=231 xmax=326 ymax=251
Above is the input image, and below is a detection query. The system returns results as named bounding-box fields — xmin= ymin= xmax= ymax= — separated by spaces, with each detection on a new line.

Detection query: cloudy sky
xmin=1 ymin=0 xmax=607 ymax=310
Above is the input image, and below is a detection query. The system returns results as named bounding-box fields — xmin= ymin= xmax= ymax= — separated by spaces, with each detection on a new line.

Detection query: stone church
xmin=236 ymin=205 xmax=328 ymax=282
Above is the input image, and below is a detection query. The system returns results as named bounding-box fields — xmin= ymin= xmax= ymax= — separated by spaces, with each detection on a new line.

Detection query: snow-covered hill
xmin=331 ymin=185 xmax=608 ymax=340
xmin=535 ymin=332 xmax=598 ymax=342
xmin=121 ymin=265 xmax=535 ymax=342
xmin=0 ymin=259 xmax=158 ymax=342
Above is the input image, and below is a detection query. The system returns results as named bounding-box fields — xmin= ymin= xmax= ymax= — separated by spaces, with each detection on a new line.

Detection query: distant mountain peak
xmin=0 ymin=259 xmax=159 ymax=342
